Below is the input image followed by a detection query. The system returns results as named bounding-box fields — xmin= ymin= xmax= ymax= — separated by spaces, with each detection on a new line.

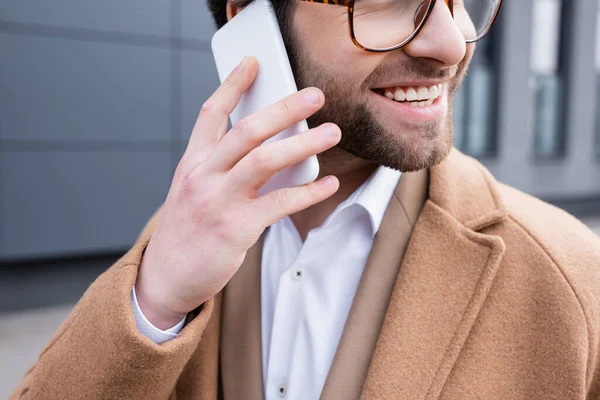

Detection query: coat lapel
xmin=361 ymin=149 xmax=508 ymax=400
xmin=219 ymin=233 xmax=265 ymax=400
xmin=320 ymin=168 xmax=429 ymax=400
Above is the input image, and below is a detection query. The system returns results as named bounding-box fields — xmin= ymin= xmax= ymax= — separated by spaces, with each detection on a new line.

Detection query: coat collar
xmin=428 ymin=148 xmax=508 ymax=231
xmin=361 ymin=149 xmax=508 ymax=399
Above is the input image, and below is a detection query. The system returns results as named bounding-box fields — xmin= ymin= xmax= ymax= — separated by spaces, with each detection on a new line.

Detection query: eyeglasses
xmin=299 ymin=0 xmax=503 ymax=53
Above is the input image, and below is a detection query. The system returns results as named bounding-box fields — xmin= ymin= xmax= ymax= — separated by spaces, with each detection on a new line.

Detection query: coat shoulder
xmin=496 ymin=182 xmax=600 ymax=304
xmin=493 ymin=182 xmax=600 ymax=389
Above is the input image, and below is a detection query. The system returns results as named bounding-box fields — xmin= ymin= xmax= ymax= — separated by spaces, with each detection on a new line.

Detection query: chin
xmin=344 ymin=109 xmax=454 ymax=173
xmin=393 ymin=131 xmax=453 ymax=172
xmin=339 ymin=125 xmax=453 ymax=173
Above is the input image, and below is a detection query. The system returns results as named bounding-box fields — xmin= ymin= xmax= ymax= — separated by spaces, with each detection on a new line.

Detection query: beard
xmin=276 ymin=5 xmax=470 ymax=172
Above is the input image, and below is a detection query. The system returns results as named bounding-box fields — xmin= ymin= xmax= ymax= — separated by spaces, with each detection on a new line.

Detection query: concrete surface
xmin=1 ymin=220 xmax=599 ymax=398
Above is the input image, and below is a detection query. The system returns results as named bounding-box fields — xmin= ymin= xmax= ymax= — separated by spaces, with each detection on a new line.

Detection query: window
xmin=531 ymin=0 xmax=566 ymax=158
xmin=453 ymin=29 xmax=499 ymax=157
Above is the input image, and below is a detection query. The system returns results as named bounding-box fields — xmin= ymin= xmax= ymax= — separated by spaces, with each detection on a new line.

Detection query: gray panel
xmin=0 ymin=34 xmax=171 ymax=143
xmin=482 ymin=0 xmax=600 ymax=199
xmin=180 ymin=49 xmax=220 ymax=143
xmin=0 ymin=150 xmax=171 ymax=261
xmin=181 ymin=0 xmax=217 ymax=41
xmin=494 ymin=0 xmax=535 ymax=175
xmin=0 ymin=0 xmax=170 ymax=37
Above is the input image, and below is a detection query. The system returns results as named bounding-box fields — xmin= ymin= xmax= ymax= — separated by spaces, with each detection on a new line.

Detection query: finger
xmin=228 ymin=123 xmax=341 ymax=191
xmin=249 ymin=175 xmax=340 ymax=228
xmin=207 ymin=87 xmax=324 ymax=171
xmin=184 ymin=56 xmax=259 ymax=159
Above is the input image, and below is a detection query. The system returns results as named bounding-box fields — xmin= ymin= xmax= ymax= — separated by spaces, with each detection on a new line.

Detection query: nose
xmin=403 ymin=0 xmax=467 ymax=67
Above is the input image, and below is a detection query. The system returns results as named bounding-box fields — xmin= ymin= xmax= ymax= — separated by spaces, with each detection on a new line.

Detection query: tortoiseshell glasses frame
xmin=298 ymin=0 xmax=504 ymax=53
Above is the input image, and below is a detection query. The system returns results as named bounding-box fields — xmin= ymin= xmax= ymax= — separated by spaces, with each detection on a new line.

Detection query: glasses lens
xmin=352 ymin=0 xmax=432 ymax=50
xmin=454 ymin=0 xmax=501 ymax=42
xmin=351 ymin=0 xmax=501 ymax=50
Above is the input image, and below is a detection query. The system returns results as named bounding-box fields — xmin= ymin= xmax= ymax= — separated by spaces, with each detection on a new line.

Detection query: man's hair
xmin=207 ymin=0 xmax=290 ymax=29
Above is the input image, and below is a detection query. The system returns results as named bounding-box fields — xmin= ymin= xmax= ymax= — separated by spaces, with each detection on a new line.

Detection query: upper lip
xmin=372 ymin=80 xmax=447 ymax=89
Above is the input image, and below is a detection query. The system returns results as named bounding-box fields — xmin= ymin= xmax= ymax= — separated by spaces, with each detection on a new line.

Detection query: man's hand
xmin=135 ymin=56 xmax=341 ymax=329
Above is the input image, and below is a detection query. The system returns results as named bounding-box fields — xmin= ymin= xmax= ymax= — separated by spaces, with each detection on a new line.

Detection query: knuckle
xmin=223 ymin=75 xmax=237 ymax=89
xmin=200 ymin=98 xmax=214 ymax=115
xmin=210 ymin=210 xmax=248 ymax=245
xmin=280 ymin=98 xmax=295 ymax=117
xmin=251 ymin=149 xmax=273 ymax=173
xmin=302 ymin=183 xmax=317 ymax=200
xmin=176 ymin=173 xmax=241 ymax=243
xmin=272 ymin=189 xmax=291 ymax=208
xmin=175 ymin=152 xmax=209 ymax=183
xmin=238 ymin=119 xmax=264 ymax=144
xmin=233 ymin=117 xmax=254 ymax=139
xmin=179 ymin=172 xmax=200 ymax=199
xmin=173 ymin=159 xmax=190 ymax=182
xmin=209 ymin=213 xmax=234 ymax=241
xmin=185 ymin=187 xmax=223 ymax=224
xmin=223 ymin=77 xmax=243 ymax=99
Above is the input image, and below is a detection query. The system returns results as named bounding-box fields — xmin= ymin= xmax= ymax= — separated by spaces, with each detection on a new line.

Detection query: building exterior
xmin=454 ymin=0 xmax=600 ymax=207
xmin=1 ymin=0 xmax=599 ymax=265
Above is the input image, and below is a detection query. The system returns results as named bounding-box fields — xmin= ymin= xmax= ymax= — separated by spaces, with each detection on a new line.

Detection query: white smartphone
xmin=211 ymin=0 xmax=319 ymax=196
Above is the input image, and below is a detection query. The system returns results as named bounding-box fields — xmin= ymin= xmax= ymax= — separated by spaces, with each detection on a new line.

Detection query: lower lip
xmin=369 ymin=89 xmax=448 ymax=122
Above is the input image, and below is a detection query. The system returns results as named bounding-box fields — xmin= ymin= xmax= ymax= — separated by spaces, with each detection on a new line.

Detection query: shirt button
xmin=291 ymin=265 xmax=303 ymax=280
xmin=277 ymin=383 xmax=287 ymax=397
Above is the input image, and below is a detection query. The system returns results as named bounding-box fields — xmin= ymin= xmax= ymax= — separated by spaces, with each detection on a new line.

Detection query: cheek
xmin=292 ymin=4 xmax=375 ymax=81
xmin=293 ymin=6 xmax=350 ymax=58
xmin=293 ymin=2 xmax=366 ymax=77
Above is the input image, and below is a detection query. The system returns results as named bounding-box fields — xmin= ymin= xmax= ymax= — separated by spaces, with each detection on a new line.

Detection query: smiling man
xmin=12 ymin=0 xmax=600 ymax=399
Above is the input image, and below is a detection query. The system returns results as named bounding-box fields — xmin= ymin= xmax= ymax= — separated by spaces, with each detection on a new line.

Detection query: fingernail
xmin=303 ymin=89 xmax=321 ymax=105
xmin=322 ymin=175 xmax=337 ymax=185
xmin=238 ymin=56 xmax=249 ymax=69
xmin=324 ymin=125 xmax=340 ymax=138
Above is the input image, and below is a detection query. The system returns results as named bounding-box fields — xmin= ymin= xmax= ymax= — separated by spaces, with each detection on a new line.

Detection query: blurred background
xmin=1 ymin=0 xmax=599 ymax=396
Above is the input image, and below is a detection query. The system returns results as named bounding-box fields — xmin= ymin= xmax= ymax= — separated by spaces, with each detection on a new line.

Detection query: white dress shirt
xmin=132 ymin=165 xmax=402 ymax=399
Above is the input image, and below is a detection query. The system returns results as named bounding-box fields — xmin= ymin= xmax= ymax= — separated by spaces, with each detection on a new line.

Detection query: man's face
xmin=281 ymin=0 xmax=475 ymax=172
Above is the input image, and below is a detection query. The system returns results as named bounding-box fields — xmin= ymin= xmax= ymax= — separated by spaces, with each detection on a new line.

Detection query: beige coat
xmin=11 ymin=149 xmax=600 ymax=399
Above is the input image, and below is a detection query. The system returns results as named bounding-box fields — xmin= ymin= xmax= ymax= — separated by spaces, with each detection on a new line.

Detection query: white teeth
xmin=405 ymin=88 xmax=418 ymax=101
xmin=417 ymin=86 xmax=429 ymax=101
xmin=393 ymin=87 xmax=406 ymax=101
xmin=380 ymin=83 xmax=444 ymax=104
xmin=429 ymin=85 xmax=438 ymax=99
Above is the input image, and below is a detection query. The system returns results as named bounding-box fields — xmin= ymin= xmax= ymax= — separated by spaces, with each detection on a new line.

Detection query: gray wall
xmin=0 ymin=0 xmax=219 ymax=261
xmin=1 ymin=0 xmax=599 ymax=262
xmin=485 ymin=0 xmax=600 ymax=199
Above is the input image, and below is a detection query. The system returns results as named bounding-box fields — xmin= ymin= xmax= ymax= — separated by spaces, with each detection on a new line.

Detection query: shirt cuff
xmin=131 ymin=285 xmax=186 ymax=344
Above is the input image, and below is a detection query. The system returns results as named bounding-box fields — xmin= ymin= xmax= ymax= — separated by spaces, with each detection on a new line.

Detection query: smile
xmin=370 ymin=83 xmax=448 ymax=121
xmin=374 ymin=84 xmax=443 ymax=107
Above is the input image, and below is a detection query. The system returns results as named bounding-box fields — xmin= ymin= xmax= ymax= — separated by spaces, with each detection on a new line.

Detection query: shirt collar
xmin=335 ymin=165 xmax=402 ymax=237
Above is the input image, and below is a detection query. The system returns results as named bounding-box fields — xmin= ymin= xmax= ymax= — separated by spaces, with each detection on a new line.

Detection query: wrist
xmin=135 ymin=259 xmax=188 ymax=330
xmin=135 ymin=286 xmax=187 ymax=330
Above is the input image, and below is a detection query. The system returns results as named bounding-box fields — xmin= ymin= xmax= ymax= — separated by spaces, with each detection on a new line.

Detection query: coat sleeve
xmin=10 ymin=207 xmax=215 ymax=400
